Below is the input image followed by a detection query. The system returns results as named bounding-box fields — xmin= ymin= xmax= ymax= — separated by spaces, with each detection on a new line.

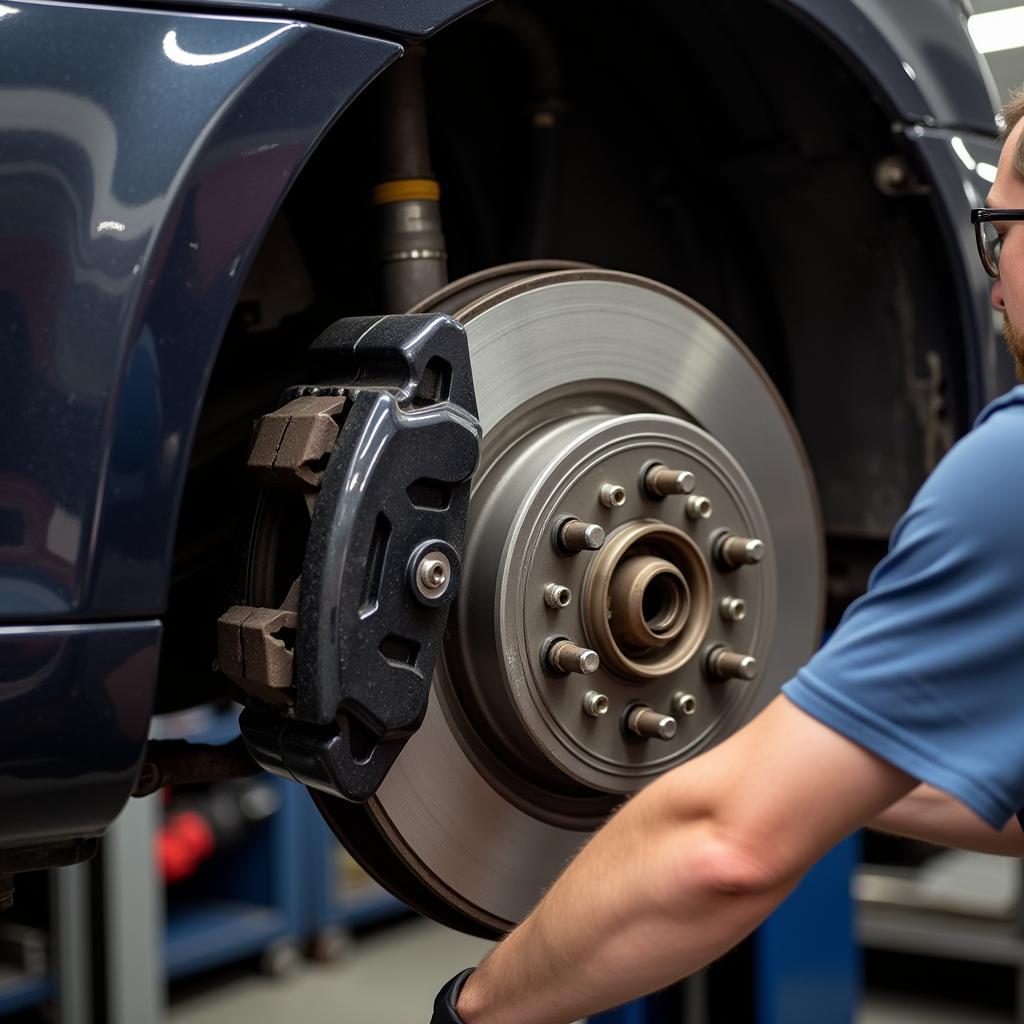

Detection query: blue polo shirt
xmin=783 ymin=386 xmax=1024 ymax=829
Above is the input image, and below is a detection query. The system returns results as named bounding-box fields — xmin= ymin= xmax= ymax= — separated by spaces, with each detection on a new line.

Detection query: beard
xmin=1003 ymin=314 xmax=1024 ymax=382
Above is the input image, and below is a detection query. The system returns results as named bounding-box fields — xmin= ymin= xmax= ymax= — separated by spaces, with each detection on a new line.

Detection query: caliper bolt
xmin=599 ymin=483 xmax=628 ymax=508
xmin=582 ymin=691 xmax=610 ymax=717
xmin=546 ymin=639 xmax=601 ymax=675
xmin=417 ymin=557 xmax=448 ymax=592
xmin=671 ymin=692 xmax=698 ymax=717
xmin=707 ymin=646 xmax=758 ymax=681
xmin=626 ymin=705 xmax=677 ymax=740
xmin=407 ymin=541 xmax=460 ymax=607
xmin=685 ymin=495 xmax=713 ymax=520
xmin=556 ymin=517 xmax=605 ymax=554
xmin=643 ymin=465 xmax=696 ymax=498
xmin=715 ymin=534 xmax=765 ymax=569
xmin=720 ymin=596 xmax=747 ymax=622
xmin=544 ymin=583 xmax=573 ymax=609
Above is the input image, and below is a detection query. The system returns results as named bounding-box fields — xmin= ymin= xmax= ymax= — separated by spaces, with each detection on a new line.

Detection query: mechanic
xmin=431 ymin=90 xmax=1024 ymax=1024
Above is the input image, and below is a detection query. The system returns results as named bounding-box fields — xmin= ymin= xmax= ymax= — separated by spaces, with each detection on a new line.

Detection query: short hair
xmin=1001 ymin=88 xmax=1024 ymax=180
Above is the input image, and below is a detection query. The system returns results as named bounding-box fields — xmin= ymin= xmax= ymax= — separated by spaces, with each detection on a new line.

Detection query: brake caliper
xmin=217 ymin=314 xmax=480 ymax=801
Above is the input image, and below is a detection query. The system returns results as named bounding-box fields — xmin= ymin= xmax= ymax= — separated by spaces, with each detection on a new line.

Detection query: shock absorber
xmin=374 ymin=45 xmax=448 ymax=312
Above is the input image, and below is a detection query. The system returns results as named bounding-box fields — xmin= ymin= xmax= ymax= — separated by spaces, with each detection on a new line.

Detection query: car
xmin=0 ymin=0 xmax=1009 ymax=936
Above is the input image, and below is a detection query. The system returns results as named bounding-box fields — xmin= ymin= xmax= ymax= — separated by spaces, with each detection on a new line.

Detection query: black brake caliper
xmin=222 ymin=314 xmax=480 ymax=802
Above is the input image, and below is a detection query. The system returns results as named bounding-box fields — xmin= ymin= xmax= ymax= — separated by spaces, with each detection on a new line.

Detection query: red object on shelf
xmin=157 ymin=810 xmax=216 ymax=884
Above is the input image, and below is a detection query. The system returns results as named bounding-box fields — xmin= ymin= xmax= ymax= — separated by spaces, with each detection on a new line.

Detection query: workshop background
xmin=1 ymin=2 xmax=1023 ymax=1023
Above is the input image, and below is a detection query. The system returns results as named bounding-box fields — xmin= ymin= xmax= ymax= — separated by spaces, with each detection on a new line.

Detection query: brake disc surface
xmin=316 ymin=267 xmax=824 ymax=935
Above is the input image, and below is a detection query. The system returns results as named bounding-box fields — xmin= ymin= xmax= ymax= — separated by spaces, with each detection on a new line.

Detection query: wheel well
xmin=158 ymin=0 xmax=967 ymax=709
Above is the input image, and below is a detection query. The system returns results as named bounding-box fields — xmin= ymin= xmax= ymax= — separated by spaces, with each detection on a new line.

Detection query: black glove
xmin=431 ymin=968 xmax=474 ymax=1023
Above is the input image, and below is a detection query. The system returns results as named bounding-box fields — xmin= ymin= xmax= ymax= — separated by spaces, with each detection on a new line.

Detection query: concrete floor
xmin=168 ymin=917 xmax=493 ymax=1024
xmin=167 ymin=915 xmax=1015 ymax=1023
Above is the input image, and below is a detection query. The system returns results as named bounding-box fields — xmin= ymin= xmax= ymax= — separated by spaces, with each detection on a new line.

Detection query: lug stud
xmin=643 ymin=465 xmax=696 ymax=498
xmin=544 ymin=583 xmax=573 ymax=609
xmin=582 ymin=691 xmax=610 ymax=717
xmin=715 ymin=534 xmax=765 ymax=569
xmin=626 ymin=705 xmax=677 ymax=740
xmin=671 ymin=692 xmax=698 ymax=716
xmin=600 ymin=483 xmax=627 ymax=508
xmin=707 ymin=646 xmax=758 ymax=681
xmin=546 ymin=639 xmax=600 ymax=675
xmin=720 ymin=596 xmax=747 ymax=622
xmin=556 ymin=517 xmax=605 ymax=554
xmin=685 ymin=495 xmax=713 ymax=520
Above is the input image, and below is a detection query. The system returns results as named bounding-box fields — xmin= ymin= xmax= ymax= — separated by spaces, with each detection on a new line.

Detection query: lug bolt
xmin=582 ymin=691 xmax=610 ymax=717
xmin=707 ymin=647 xmax=758 ymax=681
xmin=685 ymin=495 xmax=713 ymax=520
xmin=546 ymin=639 xmax=600 ymax=675
xmin=556 ymin=518 xmax=605 ymax=554
xmin=720 ymin=597 xmax=747 ymax=622
xmin=716 ymin=534 xmax=765 ymax=569
xmin=600 ymin=483 xmax=627 ymax=508
xmin=644 ymin=465 xmax=696 ymax=498
xmin=544 ymin=583 xmax=573 ymax=609
xmin=671 ymin=692 xmax=698 ymax=717
xmin=626 ymin=705 xmax=677 ymax=740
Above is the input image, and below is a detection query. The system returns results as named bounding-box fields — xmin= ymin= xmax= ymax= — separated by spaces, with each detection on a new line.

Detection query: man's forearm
xmin=868 ymin=784 xmax=1024 ymax=855
xmin=456 ymin=773 xmax=793 ymax=1024
xmin=454 ymin=695 xmax=916 ymax=1024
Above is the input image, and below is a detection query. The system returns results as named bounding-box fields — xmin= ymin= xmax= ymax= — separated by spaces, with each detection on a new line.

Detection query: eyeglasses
xmin=971 ymin=208 xmax=1024 ymax=278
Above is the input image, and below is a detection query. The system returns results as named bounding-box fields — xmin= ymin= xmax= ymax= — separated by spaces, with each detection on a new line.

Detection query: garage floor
xmin=166 ymin=916 xmax=1014 ymax=1024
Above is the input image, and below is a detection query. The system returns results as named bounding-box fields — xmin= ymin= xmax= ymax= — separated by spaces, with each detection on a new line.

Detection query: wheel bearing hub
xmin=450 ymin=411 xmax=774 ymax=794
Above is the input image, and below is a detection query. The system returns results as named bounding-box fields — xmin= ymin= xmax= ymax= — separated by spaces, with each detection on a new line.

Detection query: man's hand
xmin=432 ymin=969 xmax=474 ymax=1023
xmin=454 ymin=695 xmax=916 ymax=1024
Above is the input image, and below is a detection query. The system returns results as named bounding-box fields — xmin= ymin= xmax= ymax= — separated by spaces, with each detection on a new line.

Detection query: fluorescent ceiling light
xmin=968 ymin=6 xmax=1024 ymax=54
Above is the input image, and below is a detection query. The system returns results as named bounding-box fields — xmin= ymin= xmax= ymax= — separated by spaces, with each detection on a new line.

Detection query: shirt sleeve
xmin=783 ymin=399 xmax=1024 ymax=829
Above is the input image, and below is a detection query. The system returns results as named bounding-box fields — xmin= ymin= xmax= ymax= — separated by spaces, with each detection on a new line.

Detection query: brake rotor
xmin=314 ymin=265 xmax=823 ymax=936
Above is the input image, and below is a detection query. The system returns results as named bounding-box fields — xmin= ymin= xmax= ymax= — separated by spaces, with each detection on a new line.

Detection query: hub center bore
xmin=612 ymin=555 xmax=690 ymax=648
xmin=586 ymin=522 xmax=712 ymax=679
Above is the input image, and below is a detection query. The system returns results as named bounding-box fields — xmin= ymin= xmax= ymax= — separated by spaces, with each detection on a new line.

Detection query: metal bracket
xmin=229 ymin=314 xmax=480 ymax=802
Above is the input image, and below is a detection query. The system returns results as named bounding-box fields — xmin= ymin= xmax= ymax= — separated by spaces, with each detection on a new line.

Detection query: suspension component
xmin=374 ymin=46 xmax=448 ymax=311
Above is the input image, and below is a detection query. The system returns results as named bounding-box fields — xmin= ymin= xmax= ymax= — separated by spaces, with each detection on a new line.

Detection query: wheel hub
xmin=449 ymin=411 xmax=774 ymax=796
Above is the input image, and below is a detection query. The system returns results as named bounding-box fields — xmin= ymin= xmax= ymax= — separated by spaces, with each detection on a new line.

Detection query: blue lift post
xmin=755 ymin=835 xmax=861 ymax=1024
